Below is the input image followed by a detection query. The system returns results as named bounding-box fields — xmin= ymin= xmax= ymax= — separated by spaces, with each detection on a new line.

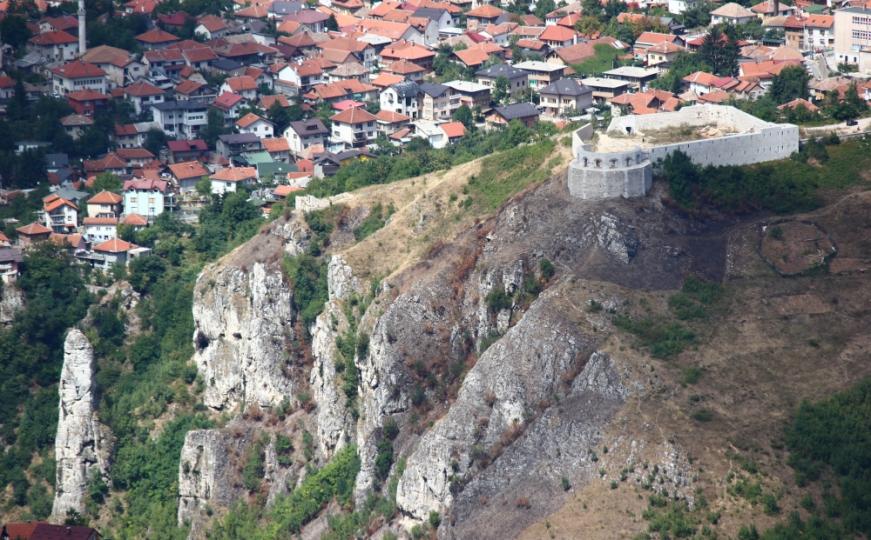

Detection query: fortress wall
xmin=646 ymin=124 xmax=800 ymax=167
xmin=568 ymin=146 xmax=652 ymax=200
xmin=607 ymin=104 xmax=771 ymax=135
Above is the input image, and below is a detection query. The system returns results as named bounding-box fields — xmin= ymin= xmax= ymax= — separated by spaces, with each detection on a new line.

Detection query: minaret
xmin=77 ymin=0 xmax=86 ymax=54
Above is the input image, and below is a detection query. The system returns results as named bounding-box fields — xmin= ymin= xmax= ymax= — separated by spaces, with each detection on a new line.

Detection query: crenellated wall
xmin=567 ymin=105 xmax=799 ymax=201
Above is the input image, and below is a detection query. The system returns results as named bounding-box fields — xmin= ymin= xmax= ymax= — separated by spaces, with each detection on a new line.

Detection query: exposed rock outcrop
xmin=309 ymin=256 xmax=359 ymax=459
xmin=52 ymin=329 xmax=112 ymax=521
xmin=177 ymin=429 xmax=250 ymax=538
xmin=0 ymin=282 xmax=23 ymax=326
xmin=192 ymin=262 xmax=295 ymax=411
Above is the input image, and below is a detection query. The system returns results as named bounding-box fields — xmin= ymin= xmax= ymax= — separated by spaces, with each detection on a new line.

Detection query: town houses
xmin=1 ymin=0 xmax=869 ymax=279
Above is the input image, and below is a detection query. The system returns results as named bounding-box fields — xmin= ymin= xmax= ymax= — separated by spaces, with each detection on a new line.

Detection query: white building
xmin=283 ymin=119 xmax=329 ymax=156
xmin=236 ymin=113 xmax=275 ymax=138
xmin=380 ymin=81 xmax=421 ymax=119
xmin=50 ymin=61 xmax=107 ymax=96
xmin=151 ymin=100 xmax=209 ymax=139
xmin=82 ymin=217 xmax=118 ymax=243
xmin=122 ymin=178 xmax=171 ymax=220
xmin=330 ymin=107 xmax=377 ymax=149
xmin=210 ymin=167 xmax=258 ymax=194
xmin=28 ymin=30 xmax=79 ymax=64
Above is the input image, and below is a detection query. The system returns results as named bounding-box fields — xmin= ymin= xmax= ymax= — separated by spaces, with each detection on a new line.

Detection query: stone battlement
xmin=567 ymin=105 xmax=800 ymax=201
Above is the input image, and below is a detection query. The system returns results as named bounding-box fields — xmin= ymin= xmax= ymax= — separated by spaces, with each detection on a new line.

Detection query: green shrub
xmin=275 ymin=435 xmax=293 ymax=467
xmin=486 ymin=289 xmax=513 ymax=313
xmin=681 ymin=367 xmax=703 ymax=386
xmin=614 ymin=315 xmax=696 ymax=358
xmin=428 ymin=510 xmax=441 ymax=528
xmin=283 ymin=254 xmax=329 ymax=333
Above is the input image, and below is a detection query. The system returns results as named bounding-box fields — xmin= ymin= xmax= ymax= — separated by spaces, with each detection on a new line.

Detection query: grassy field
xmin=572 ymin=44 xmax=623 ymax=76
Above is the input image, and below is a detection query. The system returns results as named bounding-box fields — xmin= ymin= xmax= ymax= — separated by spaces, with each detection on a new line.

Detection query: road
xmin=801 ymin=116 xmax=871 ymax=140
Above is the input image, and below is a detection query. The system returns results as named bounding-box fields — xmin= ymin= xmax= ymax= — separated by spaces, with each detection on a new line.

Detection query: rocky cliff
xmin=0 ymin=282 xmax=23 ymax=326
xmin=178 ymin=167 xmax=734 ymax=537
xmin=51 ymin=329 xmax=112 ymax=521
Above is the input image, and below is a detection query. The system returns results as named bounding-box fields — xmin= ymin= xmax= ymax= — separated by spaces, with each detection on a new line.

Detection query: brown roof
xmin=136 ymin=28 xmax=180 ymax=44
xmin=88 ymin=190 xmax=123 ymax=204
xmin=331 ymin=106 xmax=376 ymax=124
xmin=17 ymin=222 xmax=52 ymax=236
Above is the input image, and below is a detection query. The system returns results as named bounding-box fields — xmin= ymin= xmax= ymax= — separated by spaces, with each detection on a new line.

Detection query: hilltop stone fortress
xmin=568 ymin=104 xmax=800 ymax=200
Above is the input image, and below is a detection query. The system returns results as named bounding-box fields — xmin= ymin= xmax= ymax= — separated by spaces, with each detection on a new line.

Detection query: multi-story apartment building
xmin=835 ymin=7 xmax=871 ymax=70
xmin=151 ymin=100 xmax=210 ymax=139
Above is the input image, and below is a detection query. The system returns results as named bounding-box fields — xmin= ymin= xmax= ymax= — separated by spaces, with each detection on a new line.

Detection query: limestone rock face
xmin=177 ymin=429 xmax=250 ymax=539
xmin=192 ymin=262 xmax=295 ymax=411
xmin=52 ymin=329 xmax=112 ymax=521
xmin=396 ymin=294 xmax=622 ymax=534
xmin=0 ymin=282 xmax=24 ymax=326
xmin=309 ymin=256 xmax=359 ymax=459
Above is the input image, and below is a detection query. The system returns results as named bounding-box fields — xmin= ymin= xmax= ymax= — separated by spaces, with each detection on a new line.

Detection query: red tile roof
xmin=440 ymin=121 xmax=465 ymax=138
xmin=331 ymin=106 xmax=376 ymax=124
xmin=17 ymin=222 xmax=52 ymax=236
xmin=236 ymin=112 xmax=271 ymax=128
xmin=466 ymin=4 xmax=503 ymax=18
xmin=124 ymin=80 xmax=164 ymax=97
xmin=168 ymin=160 xmax=209 ymax=180
xmin=94 ymin=237 xmax=137 ymax=253
xmin=88 ymin=190 xmax=123 ymax=204
xmin=211 ymin=166 xmax=257 ymax=181
xmin=135 ymin=28 xmax=180 ymax=44
xmin=51 ymin=61 xmax=105 ymax=79
xmin=122 ymin=213 xmax=148 ymax=226
xmin=29 ymin=29 xmax=77 ymax=45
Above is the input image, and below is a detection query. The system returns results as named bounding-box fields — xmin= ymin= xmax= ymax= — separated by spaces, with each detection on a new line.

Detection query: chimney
xmin=77 ymin=0 xmax=86 ymax=54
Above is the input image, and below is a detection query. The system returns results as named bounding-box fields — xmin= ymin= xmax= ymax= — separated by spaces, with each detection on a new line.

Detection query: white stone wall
xmin=568 ymin=146 xmax=653 ymax=200
xmin=646 ymin=124 xmax=799 ymax=167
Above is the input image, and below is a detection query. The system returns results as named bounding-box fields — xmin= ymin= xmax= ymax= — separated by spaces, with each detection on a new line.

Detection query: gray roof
xmin=289 ymin=119 xmax=328 ymax=136
xmin=0 ymin=247 xmax=23 ymax=264
xmin=270 ymin=1 xmax=303 ymax=14
xmin=45 ymin=153 xmax=69 ymax=169
xmin=153 ymin=99 xmax=209 ymax=111
xmin=476 ymin=63 xmax=527 ymax=81
xmin=391 ymin=81 xmax=420 ymax=98
xmin=413 ymin=7 xmax=447 ymax=20
xmin=219 ymin=133 xmax=261 ymax=144
xmin=494 ymin=102 xmax=539 ymax=120
xmin=418 ymin=82 xmax=450 ymax=97
xmin=540 ymin=78 xmax=592 ymax=97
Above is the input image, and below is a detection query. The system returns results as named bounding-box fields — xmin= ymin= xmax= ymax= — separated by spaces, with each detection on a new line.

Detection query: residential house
xmin=236 ymin=113 xmax=275 ymax=138
xmin=167 ymin=139 xmax=209 ymax=163
xmin=418 ymin=82 xmax=456 ymax=122
xmin=87 ymin=190 xmax=123 ymax=217
xmin=682 ymin=70 xmax=735 ymax=95
xmin=803 ymin=15 xmax=834 ymax=51
xmin=538 ymin=78 xmax=593 ymax=118
xmin=195 ymin=14 xmax=229 ymax=39
xmin=382 ymin=60 xmax=428 ymax=81
xmin=213 ymin=92 xmax=246 ymax=125
xmin=42 ymin=195 xmax=78 ymax=233
xmin=379 ymin=42 xmax=436 ymax=70
xmin=413 ymin=7 xmax=453 ymax=29
xmin=514 ymin=61 xmax=565 ymax=92
xmin=81 ymin=45 xmax=145 ymax=87
xmin=60 ymin=114 xmax=93 ymax=139
xmin=123 ymin=178 xmax=172 ymax=219
xmin=476 ymin=63 xmax=528 ymax=98
xmin=92 ymin=238 xmax=141 ymax=269
xmin=121 ymin=80 xmax=165 ymax=115
xmin=15 ymin=222 xmax=52 ymax=246
xmin=375 ymin=109 xmax=411 ymax=135
xmin=67 ymin=90 xmax=111 ymax=116
xmin=443 ymin=80 xmax=491 ymax=111
xmin=380 ymin=81 xmax=420 ymax=119
xmin=261 ymin=137 xmax=291 ymax=162
xmin=217 ymin=133 xmax=262 ymax=160
xmin=633 ymin=32 xmax=684 ymax=62
xmin=602 ymin=66 xmax=659 ymax=90
xmin=330 ymin=107 xmax=377 ymax=148
xmin=284 ymin=9 xmax=330 ymax=33
xmin=486 ymin=102 xmax=539 ymax=127
xmin=304 ymin=80 xmax=379 ymax=104
xmin=738 ymin=59 xmax=802 ymax=87
xmin=750 ymin=0 xmax=796 ymax=19
xmin=581 ymin=77 xmax=631 ymax=102
xmin=538 ymin=25 xmax=578 ymax=48
xmin=182 ymin=47 xmax=218 ymax=72
xmin=210 ymin=166 xmax=258 ymax=194
xmin=609 ymin=89 xmax=680 ymax=114
xmin=169 ymin=160 xmax=210 ymax=192
xmin=142 ymin=48 xmax=185 ymax=79
xmin=710 ymin=3 xmax=756 ymax=25
xmin=28 ymin=30 xmax=79 ymax=64
xmin=465 ymin=4 xmax=504 ymax=29
xmin=84 ymin=153 xmax=129 ymax=176
xmin=0 ymin=246 xmax=22 ymax=284
xmin=283 ymin=119 xmax=329 ymax=156
xmin=0 ymin=75 xmax=16 ymax=100
xmin=151 ymin=100 xmax=210 ymax=139
xmin=646 ymin=41 xmax=685 ymax=68
xmin=83 ymin=216 xmax=118 ymax=242
xmin=135 ymin=28 xmax=180 ymax=50
xmin=50 ymin=61 xmax=107 ymax=96
xmin=220 ymin=76 xmax=259 ymax=101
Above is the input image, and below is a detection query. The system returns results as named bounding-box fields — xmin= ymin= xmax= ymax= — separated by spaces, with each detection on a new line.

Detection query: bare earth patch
xmin=759 ymin=221 xmax=836 ymax=275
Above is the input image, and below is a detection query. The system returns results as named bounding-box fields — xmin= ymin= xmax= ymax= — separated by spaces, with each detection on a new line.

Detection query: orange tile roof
xmin=375 ymin=109 xmax=410 ymax=123
xmin=136 ymin=28 xmax=180 ymax=44
xmin=261 ymin=137 xmax=290 ymax=152
xmin=44 ymin=197 xmax=77 ymax=213
xmin=17 ymin=222 xmax=52 ymax=235
xmin=224 ymin=75 xmax=258 ymax=92
xmin=274 ymin=184 xmax=303 ymax=197
xmin=331 ymin=106 xmax=376 ymax=124
xmin=122 ymin=213 xmax=149 ymax=226
xmin=211 ymin=166 xmax=257 ymax=182
xmin=539 ymin=24 xmax=576 ymax=42
xmin=168 ymin=160 xmax=209 ymax=180
xmin=371 ymin=72 xmax=405 ymax=87
xmin=236 ymin=112 xmax=271 ymax=128
xmin=94 ymin=237 xmax=136 ymax=253
xmin=29 ymin=29 xmax=77 ymax=45
xmin=466 ymin=4 xmax=503 ymax=18
xmin=440 ymin=121 xmax=465 ymax=138
xmin=454 ymin=46 xmax=493 ymax=67
xmin=88 ymin=190 xmax=123 ymax=204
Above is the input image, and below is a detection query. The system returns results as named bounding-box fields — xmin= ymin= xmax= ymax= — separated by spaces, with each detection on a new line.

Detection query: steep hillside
xmin=176 ymin=137 xmax=871 ymax=539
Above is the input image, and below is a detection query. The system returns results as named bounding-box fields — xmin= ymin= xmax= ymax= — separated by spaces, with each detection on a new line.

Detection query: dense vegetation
xmin=305 ymin=121 xmax=556 ymax=197
xmin=661 ymin=137 xmax=871 ymax=215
